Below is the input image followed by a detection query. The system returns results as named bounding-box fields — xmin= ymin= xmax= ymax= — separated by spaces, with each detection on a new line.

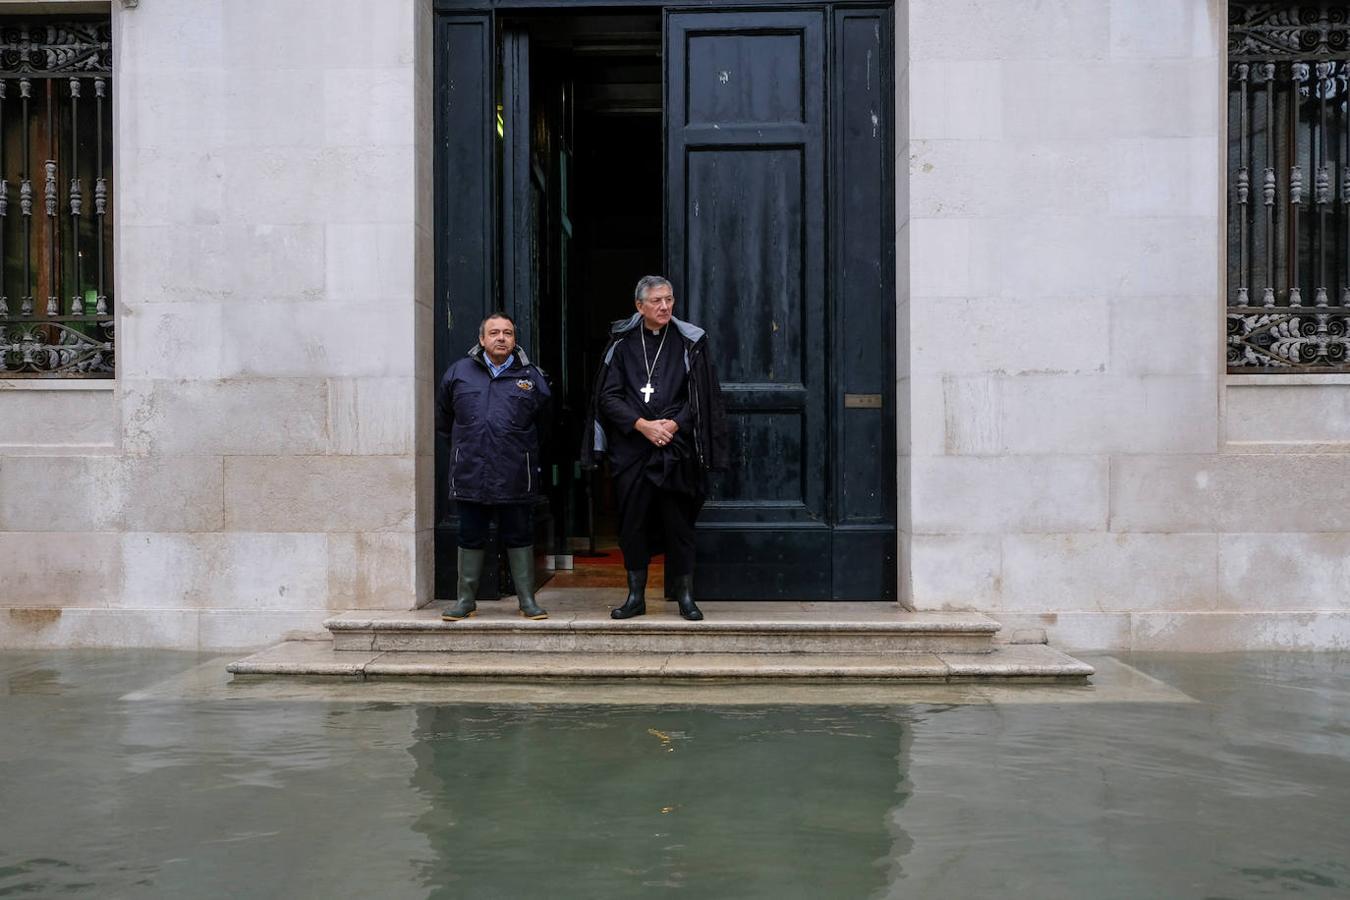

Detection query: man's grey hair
xmin=634 ymin=275 xmax=673 ymax=302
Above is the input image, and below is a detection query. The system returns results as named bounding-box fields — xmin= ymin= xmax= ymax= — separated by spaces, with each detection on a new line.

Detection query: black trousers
xmin=616 ymin=474 xmax=703 ymax=577
xmin=457 ymin=501 xmax=532 ymax=550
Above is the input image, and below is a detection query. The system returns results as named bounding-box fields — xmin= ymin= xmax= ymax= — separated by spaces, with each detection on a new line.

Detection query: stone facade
xmin=0 ymin=0 xmax=437 ymax=649
xmin=0 ymin=0 xmax=1347 ymax=651
xmin=898 ymin=0 xmax=1350 ymax=650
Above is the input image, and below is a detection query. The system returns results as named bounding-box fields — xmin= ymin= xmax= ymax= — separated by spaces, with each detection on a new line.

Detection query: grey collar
xmin=468 ymin=344 xmax=532 ymax=367
xmin=611 ymin=313 xmax=705 ymax=344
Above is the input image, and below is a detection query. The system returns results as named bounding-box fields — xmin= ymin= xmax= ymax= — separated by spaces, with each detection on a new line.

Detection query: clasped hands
xmin=636 ymin=417 xmax=679 ymax=447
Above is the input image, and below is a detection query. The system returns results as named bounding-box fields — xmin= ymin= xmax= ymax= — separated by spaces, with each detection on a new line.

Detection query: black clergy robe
xmin=597 ymin=324 xmax=704 ymax=574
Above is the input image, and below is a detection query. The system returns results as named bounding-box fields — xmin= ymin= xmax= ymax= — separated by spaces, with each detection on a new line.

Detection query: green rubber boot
xmin=443 ymin=547 xmax=484 ymax=621
xmin=507 ymin=546 xmax=548 ymax=620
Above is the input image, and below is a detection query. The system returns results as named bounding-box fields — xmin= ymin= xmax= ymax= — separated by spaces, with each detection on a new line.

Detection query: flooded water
xmin=1 ymin=652 xmax=1348 ymax=899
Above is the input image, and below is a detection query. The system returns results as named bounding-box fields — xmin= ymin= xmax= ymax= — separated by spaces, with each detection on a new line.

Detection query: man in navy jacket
xmin=435 ymin=312 xmax=552 ymax=621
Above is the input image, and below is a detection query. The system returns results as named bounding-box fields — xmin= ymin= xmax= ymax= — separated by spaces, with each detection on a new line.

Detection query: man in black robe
xmin=581 ymin=276 xmax=728 ymax=620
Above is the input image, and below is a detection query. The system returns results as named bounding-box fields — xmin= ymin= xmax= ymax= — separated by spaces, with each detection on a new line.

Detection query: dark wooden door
xmin=666 ymin=7 xmax=895 ymax=599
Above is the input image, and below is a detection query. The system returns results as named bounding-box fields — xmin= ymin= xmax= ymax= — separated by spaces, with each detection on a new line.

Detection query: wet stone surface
xmin=1 ymin=651 xmax=1348 ymax=898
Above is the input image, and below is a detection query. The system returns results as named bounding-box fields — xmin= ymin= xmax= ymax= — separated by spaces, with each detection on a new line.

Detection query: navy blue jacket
xmin=435 ymin=345 xmax=551 ymax=504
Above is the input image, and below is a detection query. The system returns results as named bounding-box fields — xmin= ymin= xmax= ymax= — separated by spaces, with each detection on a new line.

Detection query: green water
xmin=1 ymin=652 xmax=1348 ymax=898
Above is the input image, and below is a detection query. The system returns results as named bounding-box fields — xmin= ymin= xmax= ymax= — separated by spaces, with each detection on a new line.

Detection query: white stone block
xmin=1130 ymin=611 xmax=1350 ymax=651
xmin=122 ymin=379 xmax=330 ymax=456
xmin=1108 ymin=137 xmax=1219 ymax=217
xmin=909 ymin=139 xmax=1108 ymax=219
xmin=221 ymin=146 xmax=415 ymax=226
xmin=324 ymin=224 xmax=416 ymax=302
xmin=328 ymin=377 xmax=416 ymax=455
xmin=943 ymin=374 xmax=1218 ymax=455
xmin=114 ymin=0 xmax=227 ymax=74
xmin=908 ymin=534 xmax=1003 ymax=608
xmin=222 ymin=0 xmax=416 ymax=71
xmin=1000 ymin=59 xmax=1219 ymax=141
xmin=118 ymin=66 xmax=228 ymax=150
xmin=327 ymin=532 xmax=418 ymax=609
xmin=120 ymin=457 xmax=226 ymax=532
xmin=999 ymin=532 xmax=1219 ymax=611
xmin=906 ymin=374 xmax=947 ymax=457
xmin=0 ymin=457 xmax=121 ymax=532
xmin=911 ymin=296 xmax=1110 ymax=376
xmin=0 ymin=389 xmax=117 ymax=449
xmin=909 ymin=60 xmax=1003 ymax=140
xmin=1111 ymin=454 xmax=1350 ymax=532
xmin=990 ymin=610 xmax=1133 ymax=651
xmin=910 ymin=0 xmax=1109 ymax=61
xmin=911 ymin=455 xmax=1109 ymax=533
xmin=1218 ymin=533 xmax=1350 ymax=611
xmin=1108 ymin=0 xmax=1219 ymax=60
xmin=198 ymin=609 xmax=333 ymax=650
xmin=323 ymin=67 xmax=416 ymax=147
xmin=218 ymin=301 xmax=415 ymax=379
xmin=119 ymin=224 xmax=327 ymax=305
xmin=118 ymin=301 xmax=227 ymax=380
xmin=1102 ymin=217 xmax=1219 ymax=298
xmin=1109 ymin=295 xmax=1218 ymax=376
xmin=122 ymin=532 xmax=332 ymax=611
xmin=220 ymin=68 xmax=326 ymax=149
xmin=118 ymin=147 xmax=226 ymax=227
xmin=0 ymin=533 xmax=122 ymax=608
xmin=0 ymin=608 xmax=199 ymax=650
xmin=910 ymin=219 xmax=973 ymax=298
xmin=223 ymin=456 xmax=416 ymax=532
xmin=1225 ymin=383 xmax=1350 ymax=444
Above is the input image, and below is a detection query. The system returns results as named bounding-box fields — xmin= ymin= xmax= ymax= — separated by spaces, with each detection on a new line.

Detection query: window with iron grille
xmin=0 ymin=17 xmax=112 ymax=378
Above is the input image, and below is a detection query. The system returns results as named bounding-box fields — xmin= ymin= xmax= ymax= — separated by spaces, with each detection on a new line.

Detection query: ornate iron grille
xmin=1227 ymin=4 xmax=1350 ymax=372
xmin=0 ymin=18 xmax=113 ymax=378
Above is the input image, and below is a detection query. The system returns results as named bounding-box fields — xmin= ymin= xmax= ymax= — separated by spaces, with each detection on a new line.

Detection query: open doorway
xmin=508 ymin=12 xmax=666 ymax=589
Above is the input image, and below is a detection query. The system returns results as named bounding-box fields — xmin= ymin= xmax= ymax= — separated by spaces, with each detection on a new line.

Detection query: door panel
xmin=667 ymin=9 xmax=829 ymax=597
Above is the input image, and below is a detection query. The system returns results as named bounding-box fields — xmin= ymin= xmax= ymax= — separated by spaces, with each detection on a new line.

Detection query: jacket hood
xmin=609 ymin=313 xmax=705 ymax=345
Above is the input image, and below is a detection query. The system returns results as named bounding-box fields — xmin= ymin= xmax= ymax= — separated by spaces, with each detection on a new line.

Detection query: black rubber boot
xmin=670 ymin=573 xmax=703 ymax=621
xmin=611 ymin=569 xmax=648 ymax=619
xmin=506 ymin=546 xmax=548 ymax=620
xmin=443 ymin=547 xmax=484 ymax=621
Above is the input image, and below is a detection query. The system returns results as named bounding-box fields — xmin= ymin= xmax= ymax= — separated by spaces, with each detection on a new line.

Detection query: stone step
xmin=323 ymin=599 xmax=1001 ymax=656
xmin=227 ymin=641 xmax=1094 ymax=683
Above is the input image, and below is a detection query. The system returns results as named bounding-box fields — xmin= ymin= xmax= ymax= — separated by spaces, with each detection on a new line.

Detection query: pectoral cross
xmin=640 ymin=382 xmax=655 ymax=404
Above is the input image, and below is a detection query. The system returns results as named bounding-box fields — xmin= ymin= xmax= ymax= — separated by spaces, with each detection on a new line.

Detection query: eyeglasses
xmin=642 ymin=296 xmax=675 ymax=308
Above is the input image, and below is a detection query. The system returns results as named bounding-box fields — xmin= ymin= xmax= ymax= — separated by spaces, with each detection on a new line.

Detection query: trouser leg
xmin=456 ymin=501 xmax=491 ymax=550
xmin=657 ymin=490 xmax=701 ymax=578
xmin=616 ymin=475 xmax=655 ymax=572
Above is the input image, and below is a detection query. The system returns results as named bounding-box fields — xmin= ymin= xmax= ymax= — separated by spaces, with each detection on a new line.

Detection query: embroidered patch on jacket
xmin=515 ymin=379 xmax=534 ymax=392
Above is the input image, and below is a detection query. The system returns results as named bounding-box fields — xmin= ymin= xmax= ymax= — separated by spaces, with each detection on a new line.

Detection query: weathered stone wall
xmin=901 ymin=0 xmax=1350 ymax=650
xmin=0 ymin=0 xmax=436 ymax=648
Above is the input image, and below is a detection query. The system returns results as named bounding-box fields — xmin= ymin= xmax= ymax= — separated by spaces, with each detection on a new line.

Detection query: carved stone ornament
xmin=1230 ymin=3 xmax=1350 ymax=61
xmin=0 ymin=22 xmax=111 ymax=75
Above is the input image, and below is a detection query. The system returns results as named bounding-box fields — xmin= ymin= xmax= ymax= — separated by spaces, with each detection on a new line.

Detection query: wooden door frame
xmin=433 ymin=0 xmax=897 ymax=600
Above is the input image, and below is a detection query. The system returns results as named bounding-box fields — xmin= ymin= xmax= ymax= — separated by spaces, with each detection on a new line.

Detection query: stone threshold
xmin=324 ymin=600 xmax=1004 ymax=655
xmin=228 ymin=641 xmax=1095 ymax=683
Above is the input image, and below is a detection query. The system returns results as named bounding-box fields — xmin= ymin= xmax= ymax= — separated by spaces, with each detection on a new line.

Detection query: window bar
xmin=68 ymin=78 xmax=81 ymax=315
xmin=94 ymin=77 xmax=105 ymax=315
xmin=1316 ymin=62 xmax=1332 ymax=307
xmin=20 ymin=77 xmax=31 ymax=317
xmin=0 ymin=80 xmax=6 ymax=318
xmin=1290 ymin=62 xmax=1307 ymax=307
xmin=1262 ymin=63 xmax=1276 ymax=307
xmin=43 ymin=80 xmax=57 ymax=318
xmin=1236 ymin=63 xmax=1251 ymax=305
xmin=1343 ymin=62 xmax=1350 ymax=307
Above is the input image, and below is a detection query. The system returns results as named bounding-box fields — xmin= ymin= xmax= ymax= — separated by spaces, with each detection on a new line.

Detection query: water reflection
xmin=0 ymin=652 xmax=1348 ymax=899
xmin=409 ymin=705 xmax=913 ymax=897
